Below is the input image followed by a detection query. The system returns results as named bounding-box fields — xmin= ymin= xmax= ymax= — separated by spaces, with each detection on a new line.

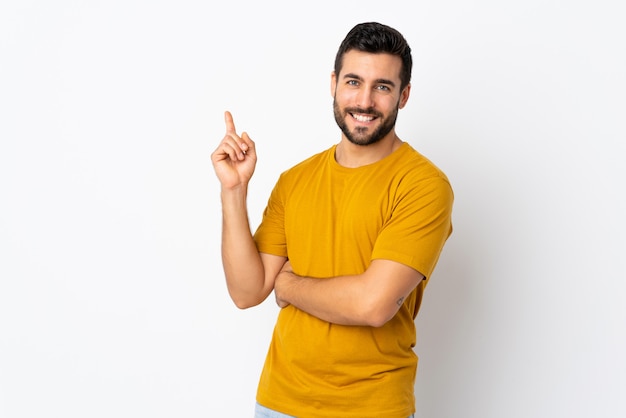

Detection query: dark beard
xmin=333 ymin=98 xmax=399 ymax=146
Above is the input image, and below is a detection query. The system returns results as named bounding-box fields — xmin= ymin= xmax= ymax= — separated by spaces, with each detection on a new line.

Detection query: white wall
xmin=1 ymin=1 xmax=624 ymax=417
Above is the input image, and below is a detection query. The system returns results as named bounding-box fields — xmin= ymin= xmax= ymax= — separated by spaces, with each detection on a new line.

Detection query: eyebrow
xmin=343 ymin=73 xmax=397 ymax=88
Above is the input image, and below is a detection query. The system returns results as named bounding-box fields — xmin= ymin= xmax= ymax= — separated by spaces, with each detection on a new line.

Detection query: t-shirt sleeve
xmin=253 ymin=174 xmax=288 ymax=257
xmin=371 ymin=175 xmax=453 ymax=279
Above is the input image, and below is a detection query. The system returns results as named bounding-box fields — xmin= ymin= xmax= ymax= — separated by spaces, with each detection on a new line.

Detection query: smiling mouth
xmin=350 ymin=112 xmax=376 ymax=122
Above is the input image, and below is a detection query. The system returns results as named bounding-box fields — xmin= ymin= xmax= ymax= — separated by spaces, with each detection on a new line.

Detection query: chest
xmin=283 ymin=169 xmax=397 ymax=247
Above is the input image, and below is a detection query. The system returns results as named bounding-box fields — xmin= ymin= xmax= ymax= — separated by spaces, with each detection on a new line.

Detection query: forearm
xmin=275 ymin=259 xmax=423 ymax=327
xmin=220 ymin=186 xmax=269 ymax=308
xmin=275 ymin=272 xmax=371 ymax=325
xmin=275 ymin=272 xmax=393 ymax=327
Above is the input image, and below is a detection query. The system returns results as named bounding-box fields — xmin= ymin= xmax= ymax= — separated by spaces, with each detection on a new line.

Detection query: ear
xmin=330 ymin=71 xmax=337 ymax=97
xmin=398 ymin=83 xmax=411 ymax=109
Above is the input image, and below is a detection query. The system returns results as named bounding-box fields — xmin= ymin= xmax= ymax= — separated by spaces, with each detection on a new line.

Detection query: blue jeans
xmin=254 ymin=403 xmax=414 ymax=418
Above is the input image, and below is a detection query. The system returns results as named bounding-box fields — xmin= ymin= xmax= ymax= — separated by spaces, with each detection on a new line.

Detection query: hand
xmin=275 ymin=260 xmax=294 ymax=309
xmin=211 ymin=111 xmax=257 ymax=189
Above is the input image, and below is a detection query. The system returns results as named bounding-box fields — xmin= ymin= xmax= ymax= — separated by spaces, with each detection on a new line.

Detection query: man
xmin=211 ymin=22 xmax=453 ymax=418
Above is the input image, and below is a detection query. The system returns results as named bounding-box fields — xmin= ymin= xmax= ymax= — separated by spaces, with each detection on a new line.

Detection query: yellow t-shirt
xmin=254 ymin=142 xmax=453 ymax=418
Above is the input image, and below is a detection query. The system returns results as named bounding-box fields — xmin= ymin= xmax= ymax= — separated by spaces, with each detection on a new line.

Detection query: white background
xmin=1 ymin=1 xmax=624 ymax=417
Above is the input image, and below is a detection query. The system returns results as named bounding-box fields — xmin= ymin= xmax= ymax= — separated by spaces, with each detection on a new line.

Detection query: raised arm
xmin=274 ymin=259 xmax=424 ymax=327
xmin=211 ymin=111 xmax=286 ymax=308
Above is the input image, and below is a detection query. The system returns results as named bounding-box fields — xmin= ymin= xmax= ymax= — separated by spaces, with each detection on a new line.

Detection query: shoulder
xmin=278 ymin=146 xmax=335 ymax=180
xmin=393 ymin=143 xmax=452 ymax=189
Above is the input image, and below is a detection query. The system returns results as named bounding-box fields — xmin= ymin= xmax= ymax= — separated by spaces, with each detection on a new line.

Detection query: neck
xmin=335 ymin=134 xmax=403 ymax=168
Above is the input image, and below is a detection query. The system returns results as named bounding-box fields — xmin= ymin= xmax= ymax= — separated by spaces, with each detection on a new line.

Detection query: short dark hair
xmin=334 ymin=22 xmax=412 ymax=90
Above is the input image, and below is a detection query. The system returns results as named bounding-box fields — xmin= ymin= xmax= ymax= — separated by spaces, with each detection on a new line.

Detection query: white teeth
xmin=353 ymin=114 xmax=374 ymax=122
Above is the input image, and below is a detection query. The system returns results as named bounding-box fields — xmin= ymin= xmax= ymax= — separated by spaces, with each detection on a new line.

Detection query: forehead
xmin=339 ymin=50 xmax=403 ymax=83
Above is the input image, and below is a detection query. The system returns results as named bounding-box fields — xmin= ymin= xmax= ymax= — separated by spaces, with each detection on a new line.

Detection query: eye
xmin=376 ymin=85 xmax=391 ymax=92
xmin=347 ymin=79 xmax=359 ymax=86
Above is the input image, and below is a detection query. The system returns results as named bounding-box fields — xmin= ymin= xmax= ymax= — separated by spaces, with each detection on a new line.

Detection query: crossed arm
xmin=274 ymin=258 xmax=424 ymax=327
xmin=225 ymin=242 xmax=423 ymax=328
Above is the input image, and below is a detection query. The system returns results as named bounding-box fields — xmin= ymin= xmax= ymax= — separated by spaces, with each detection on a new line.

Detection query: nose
xmin=355 ymin=88 xmax=375 ymax=110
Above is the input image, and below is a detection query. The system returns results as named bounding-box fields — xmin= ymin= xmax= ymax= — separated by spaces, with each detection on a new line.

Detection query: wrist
xmin=276 ymin=269 xmax=295 ymax=294
xmin=274 ymin=270 xmax=293 ymax=308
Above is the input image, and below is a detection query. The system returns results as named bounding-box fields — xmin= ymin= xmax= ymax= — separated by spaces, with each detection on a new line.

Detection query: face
xmin=332 ymin=50 xmax=410 ymax=146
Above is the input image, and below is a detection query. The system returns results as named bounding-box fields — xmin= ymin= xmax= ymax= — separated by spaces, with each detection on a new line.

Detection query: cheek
xmin=387 ymin=94 xmax=405 ymax=111
xmin=335 ymin=89 xmax=358 ymax=106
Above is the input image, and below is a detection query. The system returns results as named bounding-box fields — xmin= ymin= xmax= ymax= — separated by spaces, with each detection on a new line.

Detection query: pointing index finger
xmin=224 ymin=111 xmax=236 ymax=134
